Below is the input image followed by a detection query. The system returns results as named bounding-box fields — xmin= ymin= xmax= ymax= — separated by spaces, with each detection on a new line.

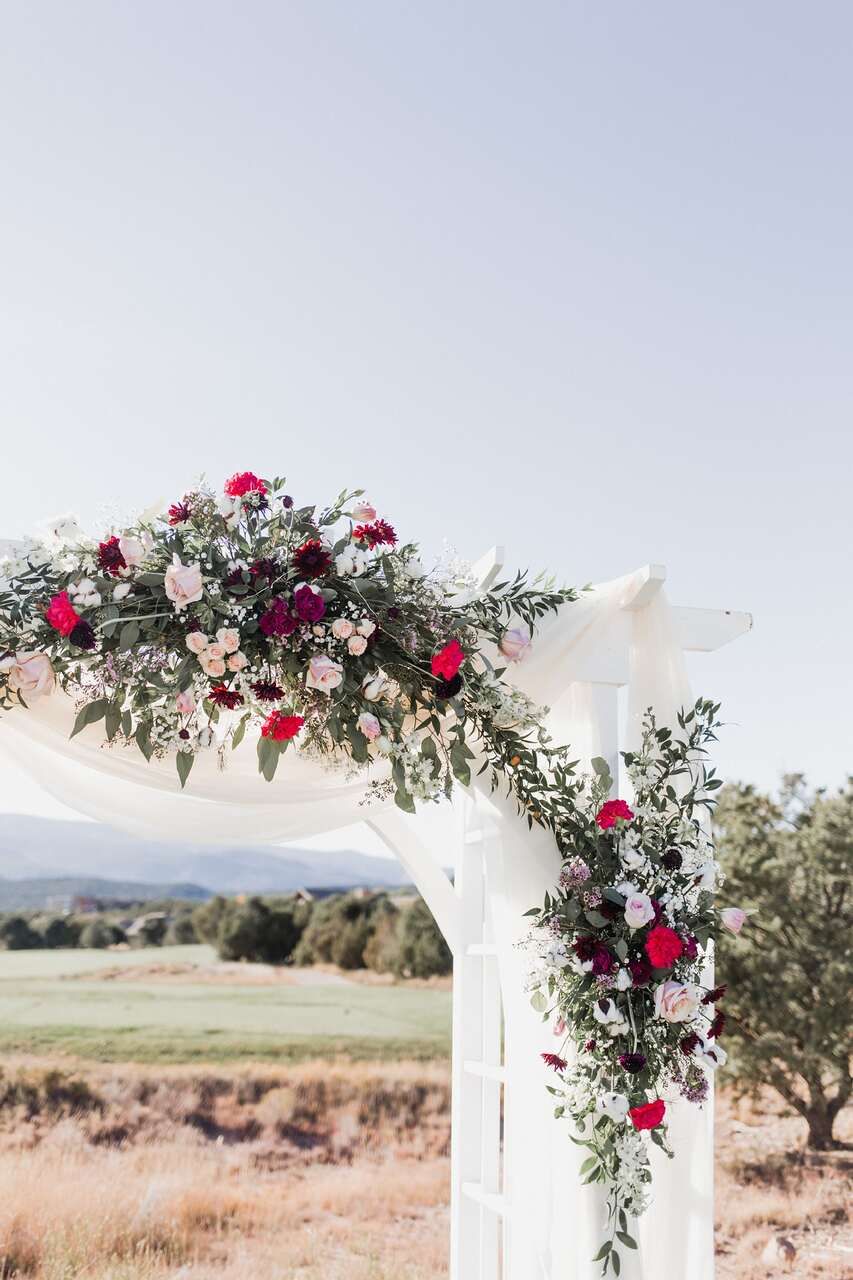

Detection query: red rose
xmin=629 ymin=1099 xmax=666 ymax=1130
xmin=45 ymin=591 xmax=81 ymax=637
xmin=644 ymin=925 xmax=684 ymax=969
xmin=224 ymin=471 xmax=267 ymax=498
xmin=431 ymin=639 xmax=465 ymax=681
xmin=261 ymin=711 xmax=305 ymax=742
xmin=595 ymin=799 xmax=635 ymax=830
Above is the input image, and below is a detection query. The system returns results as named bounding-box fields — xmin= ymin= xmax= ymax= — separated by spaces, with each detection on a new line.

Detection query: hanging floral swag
xmin=0 ymin=470 xmax=743 ymax=1271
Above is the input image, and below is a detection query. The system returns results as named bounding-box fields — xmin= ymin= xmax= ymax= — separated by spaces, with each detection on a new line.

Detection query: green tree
xmin=394 ymin=898 xmax=452 ymax=978
xmin=164 ymin=912 xmax=198 ymax=945
xmin=192 ymin=895 xmax=229 ymax=944
xmin=293 ymin=893 xmax=386 ymax=970
xmin=34 ymin=915 xmax=79 ymax=948
xmin=716 ymin=776 xmax=853 ymax=1149
xmin=79 ymin=918 xmax=123 ymax=949
xmin=0 ymin=915 xmax=39 ymax=950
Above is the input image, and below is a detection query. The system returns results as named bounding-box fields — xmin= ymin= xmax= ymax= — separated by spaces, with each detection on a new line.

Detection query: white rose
xmin=227 ymin=651 xmax=248 ymax=672
xmin=357 ymin=619 xmax=377 ymax=638
xmin=113 ymin=582 xmax=133 ymax=602
xmin=185 ymin=632 xmax=209 ymax=655
xmin=331 ymin=618 xmax=355 ymax=640
xmin=306 ymin=654 xmax=344 ymax=694
xmin=615 ymin=967 xmax=632 ymax=991
xmin=216 ymin=627 xmax=241 ymax=654
xmin=205 ymin=643 xmax=226 ymax=661
xmin=347 ymin=635 xmax=368 ymax=656
xmin=3 ymin=651 xmax=55 ymax=702
xmin=695 ymin=1036 xmax=727 ymax=1070
xmin=624 ymin=892 xmax=656 ymax=930
xmin=596 ymin=1092 xmax=629 ymax=1123
xmin=164 ymin=557 xmax=203 ymax=611
xmin=499 ymin=624 xmax=532 ymax=663
xmin=654 ymin=980 xmax=702 ymax=1024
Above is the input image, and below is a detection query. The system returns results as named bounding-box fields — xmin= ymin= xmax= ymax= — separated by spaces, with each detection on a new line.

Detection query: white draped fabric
xmin=0 ymin=569 xmax=713 ymax=1279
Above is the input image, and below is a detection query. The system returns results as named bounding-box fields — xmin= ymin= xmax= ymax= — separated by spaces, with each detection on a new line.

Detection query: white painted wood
xmin=366 ymin=810 xmax=461 ymax=953
xmin=672 ymin=604 xmax=753 ymax=651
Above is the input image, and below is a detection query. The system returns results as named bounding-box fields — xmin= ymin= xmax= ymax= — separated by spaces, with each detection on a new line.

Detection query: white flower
xmin=199 ymin=652 xmax=226 ymax=678
xmin=2 ymin=651 xmax=55 ymax=702
xmin=217 ymin=494 xmax=239 ymax=525
xmin=592 ymin=999 xmax=629 ymax=1037
xmin=615 ymin=967 xmax=632 ymax=991
xmin=499 ymin=624 xmax=532 ymax=663
xmin=357 ymin=619 xmax=376 ymax=638
xmin=335 ymin=548 xmax=369 ymax=577
xmin=596 ymin=1091 xmax=629 ymax=1123
xmin=118 ymin=535 xmax=145 ymax=569
xmin=362 ymin=671 xmax=396 ymax=702
xmin=216 ymin=627 xmax=241 ymax=654
xmin=46 ymin=514 xmax=84 ymax=545
xmin=720 ymin=907 xmax=746 ymax=935
xmin=654 ymin=980 xmax=702 ymax=1023
xmin=621 ymin=848 xmax=646 ymax=871
xmin=401 ymin=557 xmax=426 ymax=579
xmin=624 ymin=892 xmax=656 ymax=930
xmin=70 ymin=579 xmax=101 ymax=608
xmin=185 ymin=632 xmax=209 ymax=655
xmin=113 ymin=582 xmax=133 ymax=602
xmin=331 ymin=618 xmax=355 ymax=640
xmin=227 ymin=651 xmax=248 ymax=672
xmin=695 ymin=1036 xmax=727 ymax=1070
xmin=347 ymin=635 xmax=368 ymax=656
xmin=356 ymin=711 xmax=382 ymax=741
xmin=164 ymin=557 xmax=204 ymax=611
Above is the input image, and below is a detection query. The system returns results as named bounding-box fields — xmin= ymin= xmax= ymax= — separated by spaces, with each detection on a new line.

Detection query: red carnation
xmin=261 ymin=711 xmax=305 ymax=742
xmin=629 ymin=1099 xmax=666 ymax=1130
xmin=97 ymin=536 xmax=126 ymax=577
xmin=45 ymin=591 xmax=81 ymax=636
xmin=353 ymin=519 xmax=397 ymax=549
xmin=292 ymin=539 xmax=332 ymax=579
xmin=224 ymin=471 xmax=267 ymax=498
xmin=431 ymin=639 xmax=465 ymax=681
xmin=645 ymin=925 xmax=684 ymax=969
xmin=209 ymin=685 xmax=244 ymax=710
xmin=595 ymin=799 xmax=635 ymax=830
xmin=541 ymin=1052 xmax=568 ymax=1072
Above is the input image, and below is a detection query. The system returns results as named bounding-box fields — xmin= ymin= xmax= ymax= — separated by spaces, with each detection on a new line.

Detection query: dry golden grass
xmin=0 ymin=1057 xmax=848 ymax=1279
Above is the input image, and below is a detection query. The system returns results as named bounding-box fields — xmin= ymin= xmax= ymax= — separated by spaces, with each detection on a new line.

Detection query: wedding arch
xmin=0 ymin=477 xmax=751 ymax=1280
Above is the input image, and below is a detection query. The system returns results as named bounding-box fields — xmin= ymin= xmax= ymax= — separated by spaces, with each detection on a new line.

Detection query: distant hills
xmin=0 ymin=814 xmax=415 ymax=909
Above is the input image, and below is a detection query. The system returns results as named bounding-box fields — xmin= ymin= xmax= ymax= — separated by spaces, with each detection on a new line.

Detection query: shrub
xmin=191 ymin=895 xmax=229 ymax=944
xmin=79 ymin=919 xmax=123 ymax=949
xmin=33 ymin=915 xmax=79 ymax=949
xmin=164 ymin=912 xmax=198 ymax=945
xmin=294 ymin=893 xmax=388 ymax=970
xmin=213 ymin=897 xmax=307 ymax=964
xmin=394 ymin=899 xmax=452 ymax=978
xmin=0 ymin=915 xmax=40 ymax=950
xmin=716 ymin=776 xmax=853 ymax=1149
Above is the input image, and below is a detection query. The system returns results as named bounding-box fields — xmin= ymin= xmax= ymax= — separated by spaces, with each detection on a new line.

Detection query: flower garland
xmin=0 ymin=471 xmax=743 ymax=1268
xmin=524 ymin=702 xmax=744 ymax=1273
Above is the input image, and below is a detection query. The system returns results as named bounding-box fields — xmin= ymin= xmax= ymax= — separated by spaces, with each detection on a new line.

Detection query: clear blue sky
xmin=0 ymin=1 xmax=850 ymax=833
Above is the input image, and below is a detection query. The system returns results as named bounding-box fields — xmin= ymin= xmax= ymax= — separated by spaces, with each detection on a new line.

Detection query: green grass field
xmin=0 ymin=945 xmax=452 ymax=1064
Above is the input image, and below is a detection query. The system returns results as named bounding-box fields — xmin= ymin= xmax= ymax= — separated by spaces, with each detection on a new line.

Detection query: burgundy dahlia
xmin=619 ymin=1051 xmax=647 ymax=1074
xmin=249 ymin=557 xmax=280 ymax=582
xmin=629 ymin=956 xmax=653 ymax=987
xmin=251 ymin=679 xmax=285 ymax=702
xmin=591 ymin=945 xmax=615 ymax=977
xmin=541 ymin=1052 xmax=568 ymax=1072
xmin=572 ymin=936 xmax=596 ymax=963
xmin=679 ymin=1032 xmax=701 ymax=1056
xmin=583 ymin=1039 xmax=596 ymax=1053
xmin=353 ymin=519 xmax=397 ymax=549
xmin=97 ymin=536 xmax=126 ymax=576
xmin=662 ymin=847 xmax=683 ymax=871
xmin=292 ymin=539 xmax=332 ymax=578
xmin=209 ymin=684 xmax=244 ymax=710
xmin=167 ymin=501 xmax=191 ymax=525
xmin=702 ymin=984 xmax=728 ymax=1006
xmin=709 ymin=1011 xmax=726 ymax=1039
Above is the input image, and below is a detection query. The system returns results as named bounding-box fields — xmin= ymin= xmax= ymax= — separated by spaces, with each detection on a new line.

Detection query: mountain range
xmin=0 ymin=814 xmax=415 ymax=908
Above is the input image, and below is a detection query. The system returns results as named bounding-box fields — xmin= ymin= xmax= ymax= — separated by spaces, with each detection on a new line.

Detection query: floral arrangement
xmin=524 ymin=702 xmax=744 ymax=1273
xmin=0 ymin=470 xmax=576 ymax=804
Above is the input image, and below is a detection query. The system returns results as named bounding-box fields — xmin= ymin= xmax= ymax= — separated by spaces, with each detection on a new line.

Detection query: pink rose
xmin=720 ymin=907 xmax=747 ymax=935
xmin=164 ymin=558 xmax=203 ymax=611
xmin=331 ymin=618 xmax=355 ymax=640
xmin=227 ymin=651 xmax=248 ymax=672
xmin=624 ymin=892 xmax=656 ymax=930
xmin=175 ymin=690 xmax=195 ymax=715
xmin=118 ymin=535 xmax=145 ymax=569
xmin=216 ymin=628 xmax=241 ymax=654
xmin=3 ymin=651 xmax=55 ymax=702
xmin=499 ymin=624 xmax=532 ymax=663
xmin=205 ymin=644 xmax=226 ymax=661
xmin=654 ymin=980 xmax=702 ymax=1024
xmin=185 ymin=632 xmax=209 ymax=655
xmin=356 ymin=711 xmax=382 ymax=741
xmin=350 ymin=501 xmax=377 ymax=522
xmin=306 ymin=654 xmax=344 ymax=694
xmin=347 ymin=635 xmax=368 ymax=656
xmin=357 ymin=619 xmax=377 ymax=638
xmin=199 ymin=652 xmax=226 ymax=678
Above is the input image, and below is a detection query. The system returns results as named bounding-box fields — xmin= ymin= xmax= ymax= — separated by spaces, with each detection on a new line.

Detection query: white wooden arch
xmin=364 ymin=556 xmax=750 ymax=1280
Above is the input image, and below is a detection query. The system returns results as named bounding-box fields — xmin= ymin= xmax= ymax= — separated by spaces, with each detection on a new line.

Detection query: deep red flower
xmin=645 ymin=925 xmax=684 ymax=969
xmin=45 ymin=591 xmax=81 ymax=636
xmin=682 ymin=934 xmax=698 ymax=959
xmin=249 ymin=557 xmax=280 ymax=582
xmin=292 ymin=539 xmax=332 ymax=579
xmin=251 ymin=680 xmax=285 ymax=702
xmin=353 ymin=519 xmax=397 ymax=548
xmin=702 ymin=984 xmax=728 ymax=1006
xmin=573 ymin=936 xmax=596 ymax=962
xmin=595 ymin=799 xmax=635 ymax=830
xmin=591 ymin=945 xmax=615 ymax=976
xmin=709 ymin=1011 xmax=726 ymax=1039
xmin=629 ymin=956 xmax=653 ymax=987
xmin=431 ymin=639 xmax=465 ymax=681
xmin=293 ymin=584 xmax=326 ymax=623
xmin=629 ymin=1099 xmax=666 ymax=1130
xmin=583 ymin=1039 xmax=596 ymax=1053
xmin=541 ymin=1052 xmax=568 ymax=1072
xmin=224 ymin=471 xmax=267 ymax=498
xmin=97 ymin=536 xmax=126 ymax=576
xmin=209 ymin=684 xmax=244 ymax=710
xmin=69 ymin=621 xmax=96 ymax=650
xmin=619 ymin=1051 xmax=647 ymax=1074
xmin=261 ymin=711 xmax=305 ymax=741
xmin=259 ymin=597 xmax=298 ymax=638
xmin=679 ymin=1032 xmax=701 ymax=1056
xmin=167 ymin=501 xmax=191 ymax=525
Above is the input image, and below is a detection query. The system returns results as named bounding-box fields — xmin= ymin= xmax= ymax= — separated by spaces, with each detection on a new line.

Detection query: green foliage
xmin=191 ymin=895 xmax=230 ymax=945
xmin=293 ymin=893 xmax=383 ymax=970
xmin=163 ymin=912 xmax=198 ymax=945
xmin=394 ymin=898 xmax=452 ymax=978
xmin=716 ymin=775 xmax=853 ymax=1149
xmin=0 ymin=915 xmax=40 ymax=950
xmin=33 ymin=915 xmax=79 ymax=949
xmin=79 ymin=919 xmax=124 ymax=949
xmin=214 ymin=896 xmax=307 ymax=964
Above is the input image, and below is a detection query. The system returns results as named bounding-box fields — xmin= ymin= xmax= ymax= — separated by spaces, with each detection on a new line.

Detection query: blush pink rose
xmin=164 ymin=558 xmax=203 ymax=611
xmin=4 ymin=651 xmax=55 ymax=702
xmin=175 ymin=690 xmax=195 ymax=715
xmin=118 ymin=535 xmax=145 ymax=569
xmin=720 ymin=907 xmax=747 ymax=935
xmin=499 ymin=624 xmax=532 ymax=663
xmin=306 ymin=654 xmax=344 ymax=694
xmin=216 ymin=627 xmax=241 ymax=654
xmin=624 ymin=892 xmax=656 ymax=930
xmin=331 ymin=618 xmax=355 ymax=640
xmin=357 ymin=619 xmax=377 ymax=638
xmin=347 ymin=635 xmax=368 ymax=655
xmin=654 ymin=980 xmax=702 ymax=1024
xmin=356 ymin=711 xmax=382 ymax=741
xmin=227 ymin=651 xmax=248 ymax=672
xmin=185 ymin=632 xmax=209 ymax=655
xmin=199 ymin=652 xmax=227 ymax=677
xmin=350 ymin=500 xmax=377 ymax=522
